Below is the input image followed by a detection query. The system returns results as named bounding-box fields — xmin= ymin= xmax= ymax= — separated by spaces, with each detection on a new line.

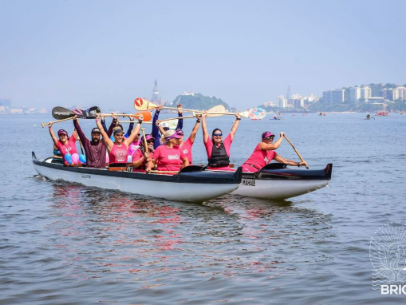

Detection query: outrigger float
xmin=232 ymin=163 xmax=333 ymax=200
xmin=32 ymin=152 xmax=242 ymax=203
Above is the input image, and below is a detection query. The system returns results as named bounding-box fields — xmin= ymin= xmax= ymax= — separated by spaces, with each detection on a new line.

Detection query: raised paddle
xmin=52 ymin=106 xmax=101 ymax=120
xmin=100 ymin=111 xmax=152 ymax=122
xmin=134 ymin=98 xmax=223 ymax=113
xmin=283 ymin=135 xmax=309 ymax=169
xmin=41 ymin=117 xmax=75 ymax=128
xmin=159 ymin=113 xmax=199 ymax=123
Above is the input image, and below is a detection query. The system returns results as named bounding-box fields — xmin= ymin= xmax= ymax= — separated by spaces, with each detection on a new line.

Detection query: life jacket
xmin=208 ymin=142 xmax=230 ymax=167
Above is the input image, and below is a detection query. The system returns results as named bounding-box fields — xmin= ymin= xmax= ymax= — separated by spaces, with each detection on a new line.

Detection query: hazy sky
xmin=1 ymin=0 xmax=405 ymax=110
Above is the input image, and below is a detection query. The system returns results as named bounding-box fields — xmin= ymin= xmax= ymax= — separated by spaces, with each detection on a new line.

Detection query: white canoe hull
xmin=33 ymin=156 xmax=241 ymax=203
xmin=232 ymin=178 xmax=329 ymax=200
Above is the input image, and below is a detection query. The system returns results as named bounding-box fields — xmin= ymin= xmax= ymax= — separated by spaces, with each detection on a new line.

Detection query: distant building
xmin=277 ymin=95 xmax=287 ymax=108
xmin=361 ymin=86 xmax=371 ymax=100
xmin=349 ymin=87 xmax=361 ymax=103
xmin=151 ymin=80 xmax=161 ymax=104
xmin=383 ymin=88 xmax=394 ymax=100
xmin=264 ymin=100 xmax=277 ymax=107
xmin=323 ymin=89 xmax=344 ymax=104
xmin=10 ymin=108 xmax=23 ymax=114
xmin=393 ymin=86 xmax=406 ymax=100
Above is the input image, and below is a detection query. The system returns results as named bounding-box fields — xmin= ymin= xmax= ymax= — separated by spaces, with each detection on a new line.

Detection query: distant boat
xmin=375 ymin=111 xmax=389 ymax=116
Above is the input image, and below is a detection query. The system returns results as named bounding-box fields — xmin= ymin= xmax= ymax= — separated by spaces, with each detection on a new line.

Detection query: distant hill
xmin=171 ymin=93 xmax=230 ymax=110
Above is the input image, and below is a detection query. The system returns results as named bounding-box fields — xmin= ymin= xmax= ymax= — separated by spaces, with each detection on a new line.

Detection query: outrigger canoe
xmin=32 ymin=152 xmax=242 ymax=203
xmin=232 ymin=163 xmax=333 ymax=200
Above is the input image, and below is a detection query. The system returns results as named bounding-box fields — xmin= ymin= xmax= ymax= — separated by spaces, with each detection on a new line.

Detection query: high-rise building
xmin=393 ymin=86 xmax=406 ymax=100
xmin=349 ymin=87 xmax=361 ymax=103
xmin=361 ymin=86 xmax=371 ymax=100
xmin=322 ymin=90 xmax=333 ymax=104
xmin=383 ymin=88 xmax=394 ymax=100
xmin=332 ymin=89 xmax=345 ymax=103
xmin=151 ymin=80 xmax=161 ymax=104
xmin=277 ymin=95 xmax=287 ymax=108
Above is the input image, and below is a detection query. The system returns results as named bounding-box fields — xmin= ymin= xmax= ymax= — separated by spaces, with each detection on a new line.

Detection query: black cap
xmin=91 ymin=128 xmax=101 ymax=134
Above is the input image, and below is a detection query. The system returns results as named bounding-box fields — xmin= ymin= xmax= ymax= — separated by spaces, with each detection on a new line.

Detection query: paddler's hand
xmin=129 ymin=116 xmax=134 ymax=121
xmin=235 ymin=113 xmax=241 ymax=120
xmin=177 ymin=104 xmax=183 ymax=114
xmin=280 ymin=132 xmax=285 ymax=137
xmin=298 ymin=161 xmax=307 ymax=167
xmin=156 ymin=119 xmax=161 ymax=126
xmin=157 ymin=105 xmax=163 ymax=111
xmin=145 ymin=167 xmax=151 ymax=174
xmin=73 ymin=115 xmax=78 ymax=121
xmin=202 ymin=111 xmax=207 ymax=118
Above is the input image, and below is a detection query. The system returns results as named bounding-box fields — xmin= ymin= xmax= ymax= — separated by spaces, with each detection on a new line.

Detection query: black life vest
xmin=208 ymin=142 xmax=230 ymax=167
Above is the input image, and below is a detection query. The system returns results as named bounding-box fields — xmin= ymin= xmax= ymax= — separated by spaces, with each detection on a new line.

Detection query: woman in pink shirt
xmin=157 ymin=114 xmax=200 ymax=164
xmin=146 ymin=130 xmax=189 ymax=173
xmin=132 ymin=134 xmax=155 ymax=170
xmin=48 ymin=124 xmax=78 ymax=166
xmin=96 ymin=116 xmax=141 ymax=165
xmin=201 ymin=112 xmax=240 ymax=170
xmin=242 ymin=131 xmax=308 ymax=173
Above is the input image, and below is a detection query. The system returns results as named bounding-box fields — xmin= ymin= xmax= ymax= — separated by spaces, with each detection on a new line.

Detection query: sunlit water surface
xmin=1 ymin=113 xmax=405 ymax=304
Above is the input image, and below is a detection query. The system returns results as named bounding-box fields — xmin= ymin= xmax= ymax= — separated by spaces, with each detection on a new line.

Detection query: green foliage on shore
xmin=309 ymin=100 xmax=406 ymax=112
xmin=171 ymin=93 xmax=229 ymax=110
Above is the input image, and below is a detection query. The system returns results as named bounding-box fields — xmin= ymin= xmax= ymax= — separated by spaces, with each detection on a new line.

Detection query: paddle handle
xmin=284 ymin=135 xmax=309 ymax=169
xmin=159 ymin=114 xmax=197 ymax=123
xmin=118 ymin=120 xmax=152 ymax=124
xmin=100 ymin=113 xmax=143 ymax=118
xmin=141 ymin=128 xmax=148 ymax=150
xmin=41 ymin=117 xmax=75 ymax=128
xmin=206 ymin=112 xmax=248 ymax=118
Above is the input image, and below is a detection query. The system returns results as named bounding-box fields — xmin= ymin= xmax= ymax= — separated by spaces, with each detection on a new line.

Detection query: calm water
xmin=1 ymin=113 xmax=406 ymax=304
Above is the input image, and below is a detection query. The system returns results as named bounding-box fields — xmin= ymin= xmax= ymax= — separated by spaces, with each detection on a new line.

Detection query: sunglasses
xmin=147 ymin=140 xmax=154 ymax=143
xmin=213 ymin=133 xmax=223 ymax=137
xmin=264 ymin=136 xmax=275 ymax=140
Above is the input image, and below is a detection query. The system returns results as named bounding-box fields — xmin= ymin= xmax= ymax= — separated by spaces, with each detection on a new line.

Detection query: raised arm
xmin=48 ymin=123 xmax=59 ymax=147
xmin=125 ymin=117 xmax=134 ymax=137
xmin=156 ymin=120 xmax=166 ymax=135
xmin=175 ymin=104 xmax=183 ymax=130
xmin=106 ymin=117 xmax=118 ymax=137
xmin=188 ymin=114 xmax=201 ymax=144
xmin=201 ymin=112 xmax=209 ymax=143
xmin=73 ymin=117 xmax=89 ymax=146
xmin=258 ymin=132 xmax=284 ymax=150
xmin=229 ymin=114 xmax=241 ymax=141
xmin=96 ymin=116 xmax=114 ymax=151
xmin=100 ymin=116 xmax=108 ymax=133
xmin=124 ymin=120 xmax=142 ymax=146
xmin=151 ymin=106 xmax=163 ymax=148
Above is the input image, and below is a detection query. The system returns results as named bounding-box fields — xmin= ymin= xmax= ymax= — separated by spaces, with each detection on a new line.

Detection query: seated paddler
xmin=131 ymin=134 xmax=155 ymax=170
xmin=145 ymin=130 xmax=189 ymax=173
xmin=201 ymin=111 xmax=240 ymax=170
xmin=242 ymin=131 xmax=307 ymax=173
xmin=73 ymin=115 xmax=117 ymax=168
xmin=95 ymin=114 xmax=141 ymax=166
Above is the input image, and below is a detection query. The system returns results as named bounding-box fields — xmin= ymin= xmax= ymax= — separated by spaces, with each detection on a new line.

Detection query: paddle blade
xmin=206 ymin=105 xmax=227 ymax=117
xmin=243 ymin=107 xmax=266 ymax=120
xmin=134 ymin=98 xmax=158 ymax=111
xmin=131 ymin=111 xmax=152 ymax=122
xmin=52 ymin=107 xmax=75 ymax=120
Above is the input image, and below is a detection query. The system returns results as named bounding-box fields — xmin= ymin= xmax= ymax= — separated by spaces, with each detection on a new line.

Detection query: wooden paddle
xmin=41 ymin=117 xmax=75 ymax=128
xmin=52 ymin=106 xmax=100 ymax=120
xmin=159 ymin=105 xmax=225 ymax=123
xmin=134 ymin=98 xmax=226 ymax=113
xmin=101 ymin=111 xmax=152 ymax=122
xmin=284 ymin=135 xmax=309 ymax=169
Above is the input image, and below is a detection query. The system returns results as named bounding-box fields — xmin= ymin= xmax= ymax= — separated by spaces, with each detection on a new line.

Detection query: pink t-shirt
xmin=131 ymin=148 xmax=146 ymax=169
xmin=204 ymin=134 xmax=232 ymax=158
xmin=109 ymin=143 xmax=128 ymax=164
xmin=56 ymin=134 xmax=78 ymax=165
xmin=128 ymin=142 xmax=140 ymax=156
xmin=180 ymin=137 xmax=193 ymax=164
xmin=243 ymin=143 xmax=276 ymax=170
xmin=152 ymin=145 xmax=187 ymax=171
